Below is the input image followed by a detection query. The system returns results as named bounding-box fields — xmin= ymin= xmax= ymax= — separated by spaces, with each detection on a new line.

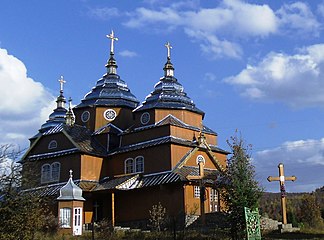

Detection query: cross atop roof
xmin=165 ymin=42 xmax=172 ymax=59
xmin=58 ymin=76 xmax=66 ymax=93
xmin=106 ymin=30 xmax=118 ymax=54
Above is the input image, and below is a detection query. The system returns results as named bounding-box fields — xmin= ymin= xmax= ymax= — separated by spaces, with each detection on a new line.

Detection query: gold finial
xmin=106 ymin=30 xmax=119 ymax=54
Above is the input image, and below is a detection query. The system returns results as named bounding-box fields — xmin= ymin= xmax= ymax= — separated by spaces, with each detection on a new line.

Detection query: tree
xmin=0 ymin=144 xmax=57 ymax=240
xmin=149 ymin=202 xmax=167 ymax=232
xmin=219 ymin=133 xmax=263 ymax=239
xmin=300 ymin=193 xmax=323 ymax=229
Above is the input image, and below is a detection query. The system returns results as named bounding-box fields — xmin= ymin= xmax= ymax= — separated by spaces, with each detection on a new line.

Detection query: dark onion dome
xmin=40 ymin=77 xmax=68 ymax=132
xmin=134 ymin=42 xmax=204 ymax=116
xmin=75 ymin=31 xmax=139 ymax=109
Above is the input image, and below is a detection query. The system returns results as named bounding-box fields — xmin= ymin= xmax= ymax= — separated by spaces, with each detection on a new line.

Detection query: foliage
xmin=300 ymin=193 xmax=323 ymax=229
xmin=259 ymin=191 xmax=324 ymax=229
xmin=0 ymin=144 xmax=57 ymax=240
xmin=95 ymin=218 xmax=114 ymax=239
xmin=148 ymin=202 xmax=167 ymax=232
xmin=218 ymin=133 xmax=263 ymax=239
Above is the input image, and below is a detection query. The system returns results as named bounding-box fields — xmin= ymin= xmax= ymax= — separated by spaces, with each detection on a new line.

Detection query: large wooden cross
xmin=267 ymin=163 xmax=296 ymax=225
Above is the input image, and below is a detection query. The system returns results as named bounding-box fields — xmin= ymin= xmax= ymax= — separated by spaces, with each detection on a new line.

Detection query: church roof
xmin=21 ymin=167 xmax=221 ymax=197
xmin=132 ymin=114 xmax=216 ymax=135
xmin=75 ymin=32 xmax=139 ymax=109
xmin=108 ymin=135 xmax=228 ymax=156
xmin=24 ymin=123 xmax=107 ymax=161
xmin=75 ymin=73 xmax=139 ymax=109
xmin=133 ymin=43 xmax=204 ymax=116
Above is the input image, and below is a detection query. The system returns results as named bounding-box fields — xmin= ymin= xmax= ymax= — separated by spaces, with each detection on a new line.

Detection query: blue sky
xmin=1 ymin=0 xmax=324 ymax=192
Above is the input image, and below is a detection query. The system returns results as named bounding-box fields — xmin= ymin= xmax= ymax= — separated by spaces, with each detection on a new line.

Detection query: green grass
xmin=32 ymin=227 xmax=324 ymax=240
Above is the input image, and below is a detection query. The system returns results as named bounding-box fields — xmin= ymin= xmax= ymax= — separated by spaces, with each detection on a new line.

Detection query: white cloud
xmin=276 ymin=2 xmax=321 ymax=36
xmin=87 ymin=7 xmax=120 ymax=20
xmin=225 ymin=44 xmax=324 ymax=108
xmin=119 ymin=50 xmax=138 ymax=58
xmin=185 ymin=29 xmax=243 ymax=59
xmin=0 ymin=49 xmax=55 ymax=147
xmin=254 ymin=138 xmax=324 ymax=192
xmin=121 ymin=1 xmax=321 ymax=59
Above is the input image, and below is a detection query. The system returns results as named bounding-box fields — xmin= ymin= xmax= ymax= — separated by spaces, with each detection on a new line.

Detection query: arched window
xmin=41 ymin=164 xmax=51 ymax=183
xmin=125 ymin=158 xmax=134 ymax=174
xmin=135 ymin=156 xmax=144 ymax=173
xmin=48 ymin=140 xmax=57 ymax=150
xmin=51 ymin=162 xmax=60 ymax=182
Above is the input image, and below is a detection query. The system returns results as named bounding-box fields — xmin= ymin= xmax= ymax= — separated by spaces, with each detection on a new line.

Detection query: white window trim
xmin=41 ymin=162 xmax=61 ymax=184
xmin=194 ymin=186 xmax=200 ymax=198
xmin=48 ymin=140 xmax=58 ymax=150
xmin=135 ymin=156 xmax=144 ymax=173
xmin=125 ymin=158 xmax=134 ymax=174
xmin=60 ymin=207 xmax=71 ymax=228
xmin=51 ymin=162 xmax=61 ymax=182
xmin=41 ymin=164 xmax=51 ymax=183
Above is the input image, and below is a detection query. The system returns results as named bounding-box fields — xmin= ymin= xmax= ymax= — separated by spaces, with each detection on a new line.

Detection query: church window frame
xmin=48 ymin=140 xmax=57 ymax=150
xmin=194 ymin=186 xmax=200 ymax=198
xmin=51 ymin=162 xmax=60 ymax=182
xmin=135 ymin=156 xmax=144 ymax=173
xmin=60 ymin=207 xmax=72 ymax=228
xmin=103 ymin=109 xmax=117 ymax=121
xmin=41 ymin=164 xmax=51 ymax=183
xmin=140 ymin=112 xmax=150 ymax=125
xmin=125 ymin=158 xmax=134 ymax=174
xmin=81 ymin=111 xmax=90 ymax=123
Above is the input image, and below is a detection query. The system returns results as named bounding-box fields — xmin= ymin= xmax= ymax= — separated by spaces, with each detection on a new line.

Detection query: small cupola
xmin=40 ymin=76 xmax=68 ymax=132
xmin=65 ymin=97 xmax=75 ymax=127
xmin=57 ymin=170 xmax=85 ymax=201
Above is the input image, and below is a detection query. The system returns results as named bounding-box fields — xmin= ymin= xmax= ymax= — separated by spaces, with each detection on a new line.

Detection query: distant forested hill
xmin=259 ymin=187 xmax=324 ymax=226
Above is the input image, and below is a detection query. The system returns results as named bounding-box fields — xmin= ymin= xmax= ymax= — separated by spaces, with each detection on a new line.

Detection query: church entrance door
xmin=73 ymin=207 xmax=82 ymax=235
xmin=209 ymin=189 xmax=219 ymax=212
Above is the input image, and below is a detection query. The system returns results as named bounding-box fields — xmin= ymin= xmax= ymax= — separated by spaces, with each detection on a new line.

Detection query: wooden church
xmin=20 ymin=31 xmax=229 ymax=235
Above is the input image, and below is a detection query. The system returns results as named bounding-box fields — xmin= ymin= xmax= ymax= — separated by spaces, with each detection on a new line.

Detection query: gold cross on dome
xmin=58 ymin=76 xmax=66 ymax=92
xmin=165 ymin=42 xmax=172 ymax=59
xmin=106 ymin=30 xmax=119 ymax=54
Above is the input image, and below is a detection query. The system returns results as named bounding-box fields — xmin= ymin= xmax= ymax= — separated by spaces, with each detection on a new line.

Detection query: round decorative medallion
xmin=196 ymin=155 xmax=205 ymax=165
xmin=104 ymin=109 xmax=117 ymax=121
xmin=81 ymin=111 xmax=90 ymax=123
xmin=140 ymin=112 xmax=150 ymax=125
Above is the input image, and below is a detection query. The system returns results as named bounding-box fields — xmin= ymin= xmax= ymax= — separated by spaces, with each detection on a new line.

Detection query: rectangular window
xmin=60 ymin=208 xmax=71 ymax=228
xmin=194 ymin=186 xmax=200 ymax=198
xmin=210 ymin=189 xmax=218 ymax=202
